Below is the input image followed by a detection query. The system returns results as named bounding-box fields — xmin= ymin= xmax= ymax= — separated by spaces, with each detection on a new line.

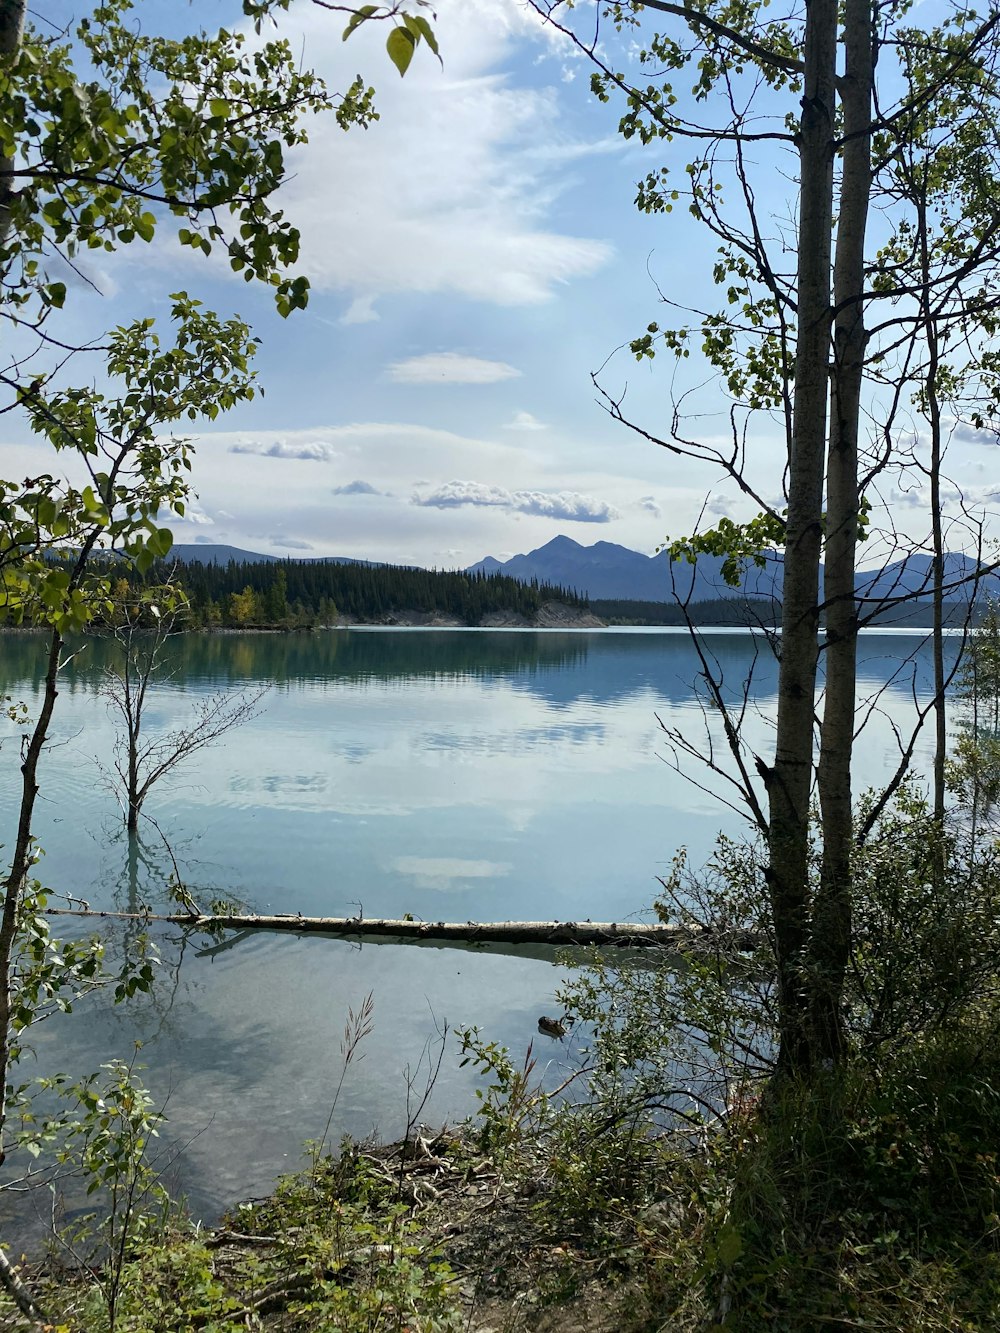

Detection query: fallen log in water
xmin=41 ymin=908 xmax=759 ymax=951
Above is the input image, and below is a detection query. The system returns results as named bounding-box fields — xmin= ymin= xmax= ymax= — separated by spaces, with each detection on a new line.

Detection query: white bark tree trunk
xmin=768 ymin=0 xmax=838 ymax=1072
xmin=812 ymin=0 xmax=873 ymax=1062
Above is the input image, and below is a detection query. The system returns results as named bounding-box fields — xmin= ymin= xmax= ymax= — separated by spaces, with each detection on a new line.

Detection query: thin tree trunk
xmin=0 ymin=628 xmax=62 ymax=1157
xmin=768 ymin=0 xmax=838 ymax=1074
xmin=0 ymin=0 xmax=26 ymax=254
xmin=812 ymin=0 xmax=873 ymax=1062
xmin=126 ymin=834 xmax=142 ymax=913
xmin=918 ymin=186 xmax=948 ymax=860
xmin=0 ymin=642 xmax=55 ymax=1331
xmin=126 ymin=646 xmax=141 ymax=832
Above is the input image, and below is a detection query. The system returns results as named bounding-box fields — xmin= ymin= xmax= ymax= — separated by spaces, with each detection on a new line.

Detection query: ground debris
xmin=0 ymin=1127 xmax=655 ymax=1332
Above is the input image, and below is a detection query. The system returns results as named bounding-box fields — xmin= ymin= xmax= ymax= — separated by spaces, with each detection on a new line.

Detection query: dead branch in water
xmin=41 ymin=908 xmax=759 ymax=951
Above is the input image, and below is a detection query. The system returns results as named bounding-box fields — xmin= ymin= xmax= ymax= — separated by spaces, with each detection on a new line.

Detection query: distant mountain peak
xmin=538 ymin=534 xmax=584 ymax=552
xmin=466 ymin=535 xmax=765 ymax=602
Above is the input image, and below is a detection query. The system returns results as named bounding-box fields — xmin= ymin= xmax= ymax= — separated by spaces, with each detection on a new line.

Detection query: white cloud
xmin=952 ymin=420 xmax=1000 ymax=446
xmin=340 ymin=294 xmax=379 ymax=325
xmin=332 ymin=479 xmax=384 ymax=496
xmin=639 ymin=494 xmax=661 ymax=517
xmin=412 ymin=479 xmax=619 ymax=523
xmin=504 ymin=410 xmax=546 ymax=431
xmin=269 ymin=0 xmax=614 ymax=307
xmin=887 ymin=481 xmax=1000 ymax=511
xmin=704 ymin=494 xmax=737 ymax=518
xmin=388 ymin=352 xmax=521 ymax=385
xmin=270 ymin=536 xmax=314 ymax=550
xmin=230 ymin=439 xmax=339 ymax=461
xmin=181 ymin=506 xmax=214 ymax=526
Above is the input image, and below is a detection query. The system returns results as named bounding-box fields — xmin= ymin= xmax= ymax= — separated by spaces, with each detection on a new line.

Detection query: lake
xmin=0 ymin=627 xmax=948 ymax=1224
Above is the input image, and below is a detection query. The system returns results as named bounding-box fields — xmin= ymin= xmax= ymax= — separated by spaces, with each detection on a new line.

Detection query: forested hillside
xmin=110 ymin=556 xmax=589 ymax=628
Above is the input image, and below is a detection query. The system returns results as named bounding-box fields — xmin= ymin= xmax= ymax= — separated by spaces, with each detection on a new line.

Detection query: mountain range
xmin=171 ymin=537 xmax=1000 ymax=606
xmin=468 ymin=536 xmax=784 ymax=603
xmin=470 ymin=536 xmax=1000 ymax=606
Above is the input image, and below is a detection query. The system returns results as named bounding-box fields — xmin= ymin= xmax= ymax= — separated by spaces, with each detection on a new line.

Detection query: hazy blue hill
xmin=857 ymin=551 xmax=1000 ymax=604
xmin=171 ymin=544 xmax=381 ymax=568
xmin=171 ymin=543 xmax=280 ymax=565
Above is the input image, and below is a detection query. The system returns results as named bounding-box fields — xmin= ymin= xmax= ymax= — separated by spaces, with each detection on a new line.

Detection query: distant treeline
xmin=590 ymin=597 xmax=781 ymax=626
xmin=591 ymin=596 xmax=980 ymax=628
xmin=108 ymin=557 xmax=589 ymax=628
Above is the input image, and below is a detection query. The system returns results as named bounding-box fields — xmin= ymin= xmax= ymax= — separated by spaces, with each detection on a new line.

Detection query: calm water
xmin=0 ymin=627 xmax=947 ymax=1222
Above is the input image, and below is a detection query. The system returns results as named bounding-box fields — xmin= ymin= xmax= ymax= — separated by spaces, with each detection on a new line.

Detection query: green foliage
xmin=2 ymin=298 xmax=259 ymax=634
xmin=664 ymin=495 xmax=872 ymax=590
xmin=446 ymin=784 xmax=1000 ymax=1327
xmin=850 ymin=782 xmax=1000 ymax=1050
xmin=7 ymin=915 xmax=161 ymax=1165
xmin=381 ymin=8 xmax=443 ymax=79
xmin=72 ymin=1233 xmax=237 ymax=1333
xmin=3 ymin=1 xmax=332 ymax=323
xmin=2 ymin=1147 xmax=465 ymax=1332
xmin=707 ymin=1046 xmax=1000 ymax=1330
xmin=666 ymin=511 xmax=787 ymax=587
xmin=233 ymin=1148 xmax=463 ymax=1331
xmin=948 ymin=603 xmax=1000 ymax=837
xmin=9 ymin=883 xmax=106 ymax=1046
xmin=458 ymin=1028 xmax=548 ymax=1170
xmin=1 ymin=0 xmax=432 ymax=635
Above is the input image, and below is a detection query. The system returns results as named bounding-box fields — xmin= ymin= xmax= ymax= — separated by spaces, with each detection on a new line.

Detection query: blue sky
xmin=6 ymin=0 xmax=998 ymax=567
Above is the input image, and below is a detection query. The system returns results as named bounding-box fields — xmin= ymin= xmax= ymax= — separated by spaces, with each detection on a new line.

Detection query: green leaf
xmin=343 ymin=4 xmax=379 ymax=40
xmin=404 ymin=13 xmax=440 ymax=58
xmin=386 ymin=26 xmax=417 ymax=77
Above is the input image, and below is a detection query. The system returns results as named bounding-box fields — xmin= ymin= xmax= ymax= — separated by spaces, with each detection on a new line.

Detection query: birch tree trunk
xmin=812 ymin=0 xmax=873 ymax=1062
xmin=768 ymin=0 xmax=838 ymax=1073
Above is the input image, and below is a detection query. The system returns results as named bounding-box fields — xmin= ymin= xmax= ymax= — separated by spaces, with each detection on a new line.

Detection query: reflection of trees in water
xmin=99 ymin=828 xmax=254 ymax=1045
xmin=0 ymin=628 xmax=950 ymax=718
xmin=0 ymin=628 xmax=593 ymax=695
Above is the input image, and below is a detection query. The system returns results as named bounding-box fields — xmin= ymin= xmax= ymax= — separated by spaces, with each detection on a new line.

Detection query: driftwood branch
xmin=41 ymin=908 xmax=758 ymax=951
xmin=0 ymin=1244 xmax=49 ymax=1329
